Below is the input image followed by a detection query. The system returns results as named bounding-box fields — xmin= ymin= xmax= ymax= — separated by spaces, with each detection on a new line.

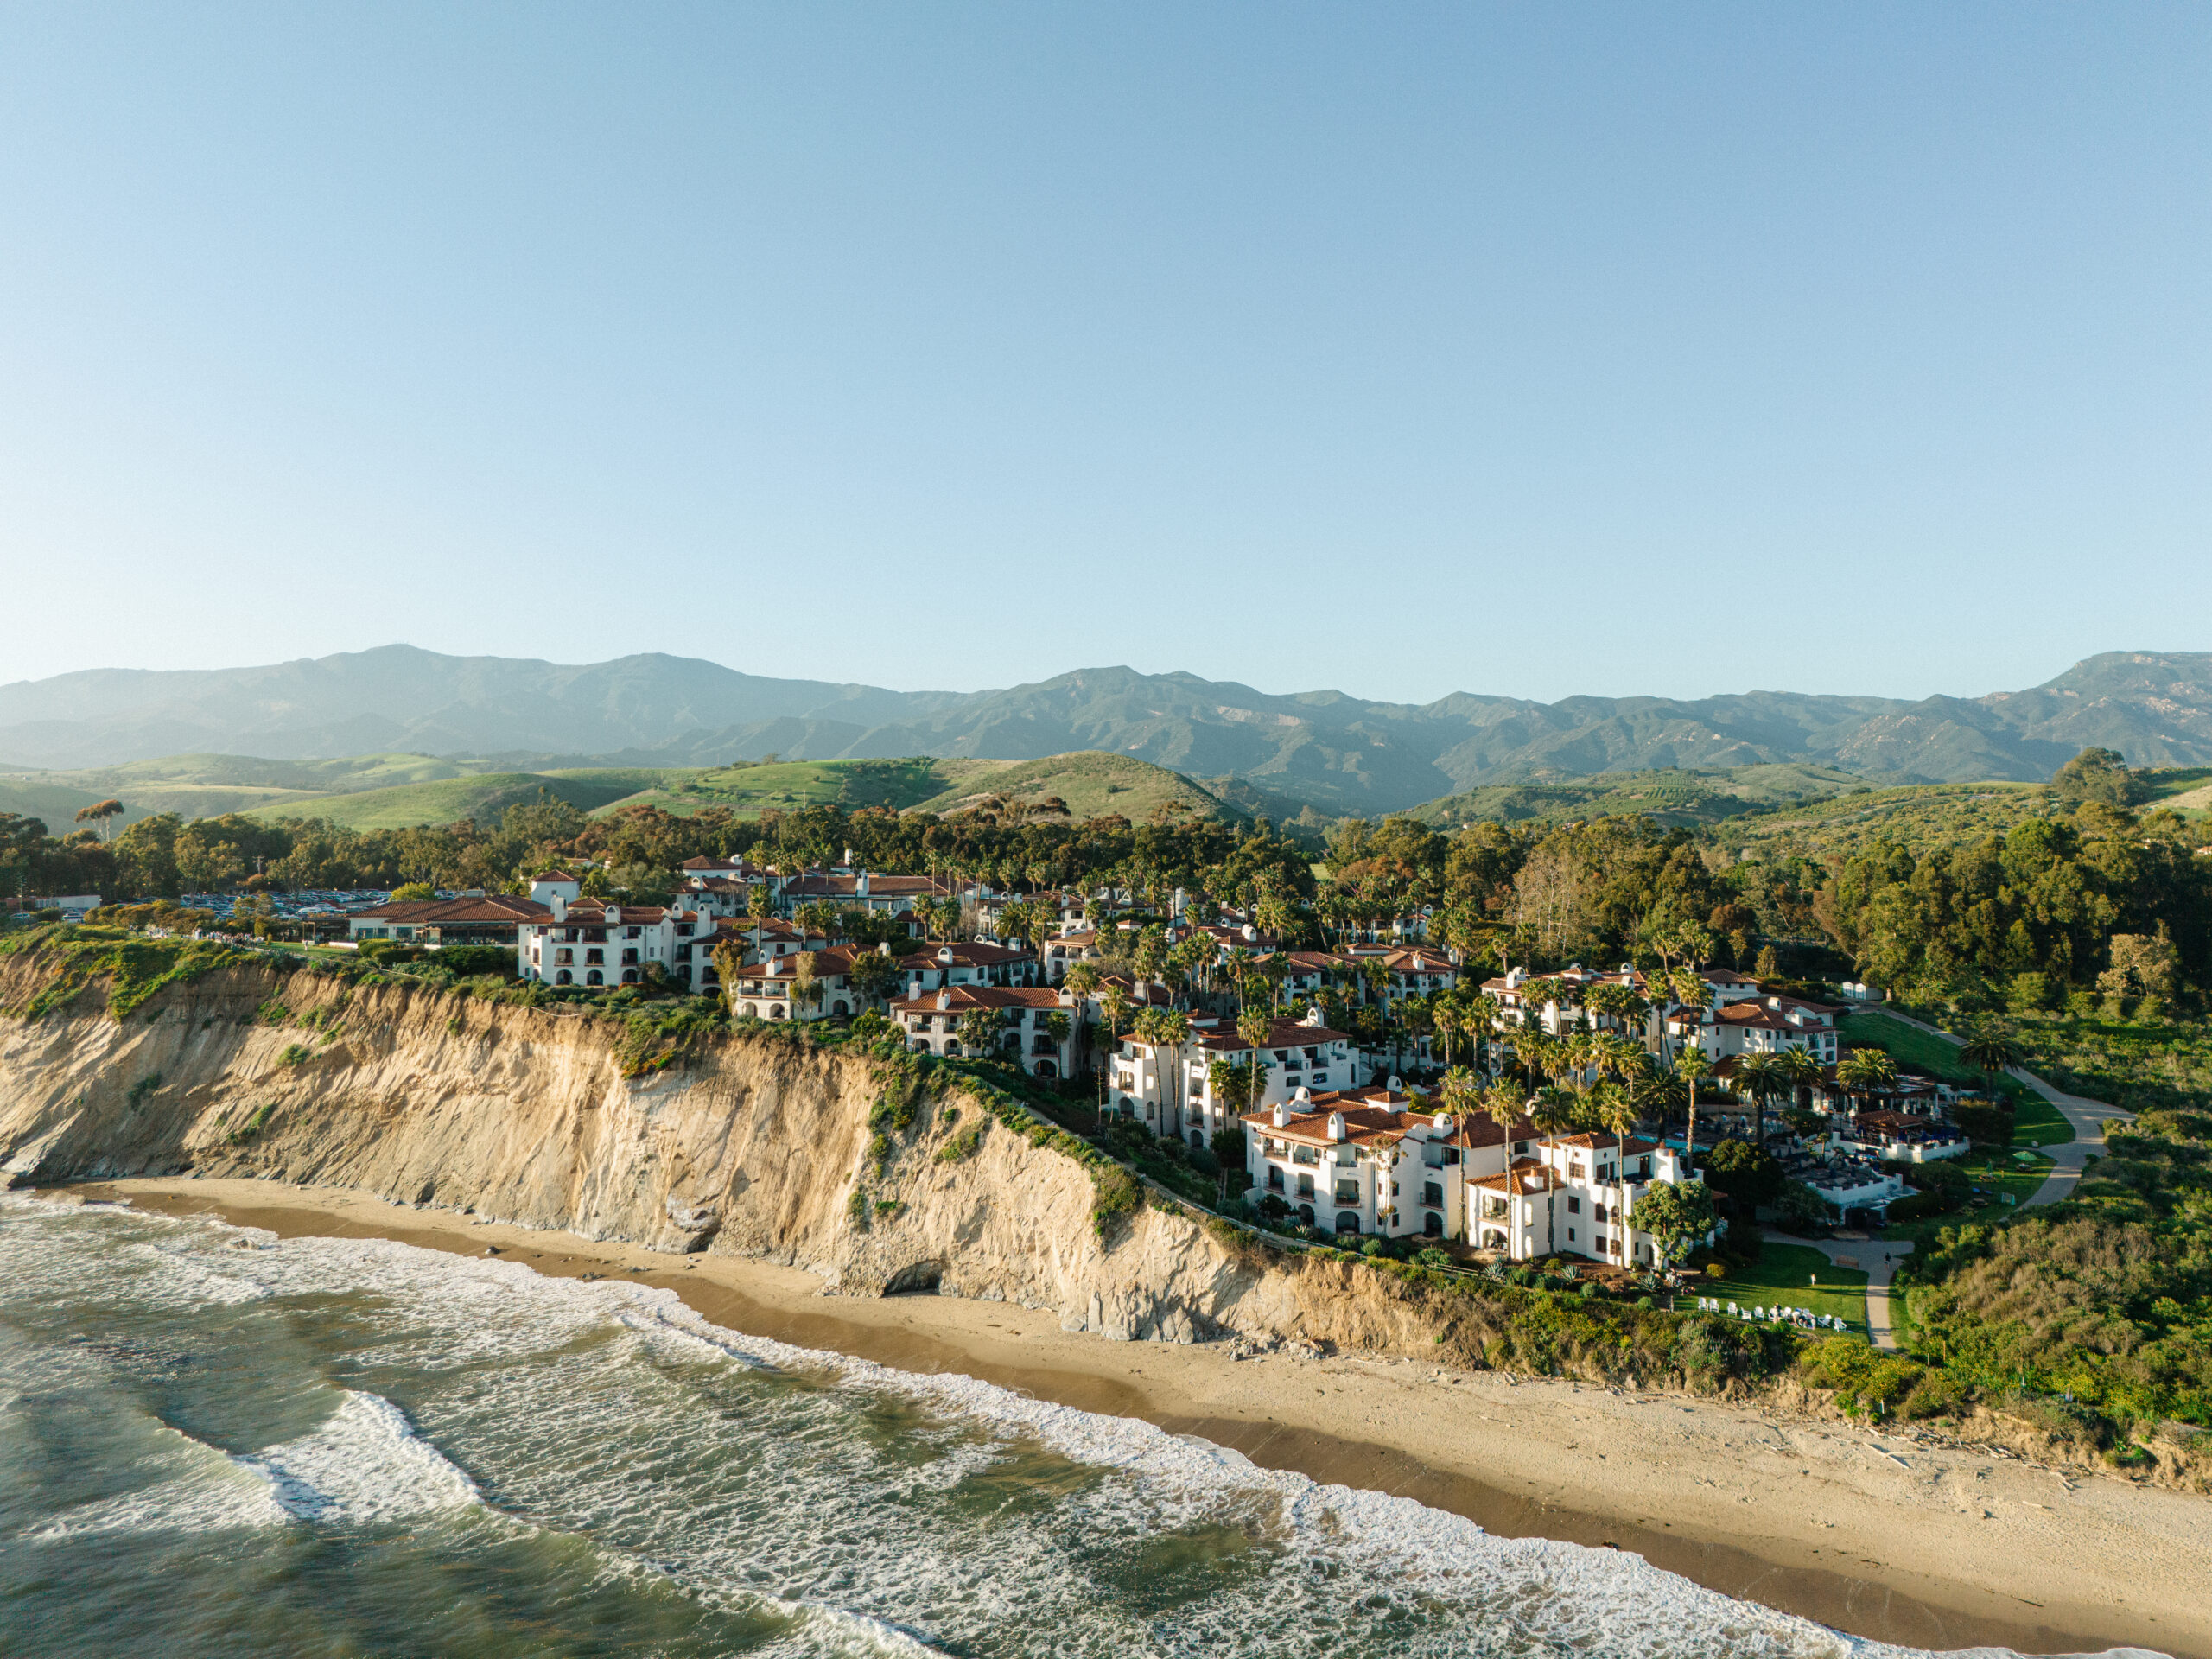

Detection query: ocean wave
xmin=27 ymin=1423 xmax=292 ymax=1539
xmin=238 ymin=1390 xmax=482 ymax=1525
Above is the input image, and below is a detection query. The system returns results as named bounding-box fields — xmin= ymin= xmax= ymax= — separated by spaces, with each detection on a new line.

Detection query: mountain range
xmin=3 ymin=645 xmax=2209 ymax=819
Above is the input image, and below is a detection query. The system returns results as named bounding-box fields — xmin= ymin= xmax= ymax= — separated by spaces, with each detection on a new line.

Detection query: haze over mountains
xmin=3 ymin=646 xmax=2209 ymax=818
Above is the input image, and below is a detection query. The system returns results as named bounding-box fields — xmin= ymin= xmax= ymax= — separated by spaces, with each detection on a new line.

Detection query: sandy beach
xmin=60 ymin=1176 xmax=2209 ymax=1659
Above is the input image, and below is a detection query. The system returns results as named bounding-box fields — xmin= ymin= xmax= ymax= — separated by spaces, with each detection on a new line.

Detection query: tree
xmin=1236 ymin=1007 xmax=1273 ymax=1118
xmin=1062 ymin=961 xmax=1101 ymax=1064
xmin=2050 ymin=746 xmax=2147 ymax=807
xmin=1733 ymin=1051 xmax=1792 ymax=1149
xmin=1836 ymin=1046 xmax=1897 ymax=1116
xmin=1431 ymin=1001 xmax=1459 ymax=1070
xmin=1674 ymin=1049 xmax=1713 ymax=1177
xmin=1701 ymin=1137 xmax=1784 ymax=1211
xmin=789 ymin=951 xmax=823 ymax=1020
xmin=1958 ymin=1033 xmax=2020 ymax=1096
xmin=846 ymin=948 xmax=902 ymax=1009
xmin=1775 ymin=1045 xmax=1824 ymax=1122
xmin=73 ymin=798 xmax=125 ymax=842
xmin=1042 ymin=1009 xmax=1071 ymax=1072
xmin=956 ymin=1006 xmax=1006 ymax=1058
xmin=1595 ymin=1081 xmax=1638 ymax=1263
xmin=1629 ymin=1179 xmax=1716 ymax=1268
xmin=1132 ymin=1007 xmax=1191 ymax=1133
xmin=391 ymin=880 xmax=435 ymax=902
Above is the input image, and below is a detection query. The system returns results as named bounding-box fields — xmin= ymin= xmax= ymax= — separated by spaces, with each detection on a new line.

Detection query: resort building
xmin=891 ymin=984 xmax=1078 ymax=1077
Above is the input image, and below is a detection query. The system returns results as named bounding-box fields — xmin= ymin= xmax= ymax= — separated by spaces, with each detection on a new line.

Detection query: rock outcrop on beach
xmin=0 ymin=952 xmax=1467 ymax=1357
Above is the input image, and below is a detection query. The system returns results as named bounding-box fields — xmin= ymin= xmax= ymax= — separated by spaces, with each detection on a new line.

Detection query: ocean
xmin=0 ymin=1192 xmax=2008 ymax=1658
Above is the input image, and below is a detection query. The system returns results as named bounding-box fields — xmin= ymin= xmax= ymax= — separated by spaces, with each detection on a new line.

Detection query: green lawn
xmin=1691 ymin=1243 xmax=1868 ymax=1334
xmin=1878 ymin=1149 xmax=2055 ymax=1246
xmin=2009 ymin=1090 xmax=2073 ymax=1147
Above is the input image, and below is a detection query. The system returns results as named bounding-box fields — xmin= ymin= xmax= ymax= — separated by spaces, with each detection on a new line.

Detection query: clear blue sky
xmin=2 ymin=3 xmax=2205 ymax=704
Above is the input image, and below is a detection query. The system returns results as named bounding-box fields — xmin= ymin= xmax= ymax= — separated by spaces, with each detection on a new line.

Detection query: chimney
xmin=1271 ymin=1102 xmax=1288 ymax=1128
xmin=936 ymin=989 xmax=951 ymax=1012
xmin=1325 ymin=1112 xmax=1346 ymax=1143
xmin=550 ymin=896 xmax=567 ymax=922
xmin=858 ymin=870 xmax=870 ymax=897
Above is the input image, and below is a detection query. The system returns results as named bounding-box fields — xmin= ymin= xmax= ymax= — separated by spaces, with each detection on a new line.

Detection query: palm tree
xmin=1959 ymin=1033 xmax=2021 ymax=1098
xmin=1836 ymin=1046 xmax=1898 ymax=1118
xmin=1674 ymin=1049 xmax=1713 ymax=1178
xmin=1063 ymin=960 xmax=1101 ymax=1059
xmin=1776 ymin=1044 xmax=1824 ymax=1124
xmin=1529 ymin=1084 xmax=1579 ymax=1171
xmin=1432 ymin=1001 xmax=1460 ymax=1071
xmin=1098 ymin=985 xmax=1130 ymax=1110
xmin=1236 ymin=1007 xmax=1273 ymax=1119
xmin=1665 ymin=968 xmax=1713 ymax=1061
xmin=1478 ymin=1079 xmax=1529 ymax=1253
xmin=1734 ymin=1052 xmax=1790 ymax=1150
xmin=1042 ymin=1010 xmax=1071 ymax=1077
xmin=1594 ymin=1079 xmax=1639 ymax=1269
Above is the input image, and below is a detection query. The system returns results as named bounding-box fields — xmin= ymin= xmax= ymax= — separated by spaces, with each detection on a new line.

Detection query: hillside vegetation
xmin=1408 ymin=764 xmax=1866 ymax=830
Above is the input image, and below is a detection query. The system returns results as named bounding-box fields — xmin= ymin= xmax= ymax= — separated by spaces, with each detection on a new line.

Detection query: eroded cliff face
xmin=0 ymin=953 xmax=1468 ymax=1359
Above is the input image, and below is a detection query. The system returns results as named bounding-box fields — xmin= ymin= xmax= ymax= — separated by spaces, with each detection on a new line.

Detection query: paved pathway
xmin=1764 ymin=1230 xmax=1912 ymax=1351
xmin=1867 ymin=1006 xmax=2132 ymax=1208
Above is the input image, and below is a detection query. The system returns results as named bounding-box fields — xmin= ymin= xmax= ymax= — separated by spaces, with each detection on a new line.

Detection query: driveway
xmin=1863 ymin=1007 xmax=2132 ymax=1208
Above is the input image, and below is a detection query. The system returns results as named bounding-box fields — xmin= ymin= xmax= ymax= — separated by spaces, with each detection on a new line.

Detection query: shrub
xmin=1416 ymin=1247 xmax=1453 ymax=1269
xmin=277 ymin=1043 xmax=313 ymax=1067
xmin=937 ymin=1124 xmax=985 ymax=1164
xmin=1090 ymin=1163 xmax=1141 ymax=1240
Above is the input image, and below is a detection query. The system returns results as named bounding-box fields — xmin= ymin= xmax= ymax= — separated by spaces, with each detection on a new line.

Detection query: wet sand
xmin=67 ymin=1178 xmax=2209 ymax=1659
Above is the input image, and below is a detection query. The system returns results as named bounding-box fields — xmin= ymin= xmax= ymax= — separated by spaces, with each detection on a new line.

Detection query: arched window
xmin=742 ymin=1002 xmax=759 ymax=1019
xmin=586 ymin=970 xmax=603 ymax=987
xmin=1034 ymin=1059 xmax=1057 ymax=1078
xmin=1296 ymin=1204 xmax=1315 ymax=1228
xmin=621 ymin=969 xmax=639 ymax=984
xmin=1335 ymin=1211 xmax=1361 ymax=1235
xmin=832 ymin=1000 xmax=849 ymax=1016
xmin=555 ymin=970 xmax=572 ymax=986
xmin=769 ymin=1004 xmax=785 ymax=1020
xmin=1190 ymin=1130 xmax=1205 ymax=1153
xmin=1424 ymin=1212 xmax=1443 ymax=1237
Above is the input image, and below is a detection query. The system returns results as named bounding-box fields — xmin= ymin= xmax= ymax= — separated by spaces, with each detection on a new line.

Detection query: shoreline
xmin=64 ymin=1176 xmax=2209 ymax=1659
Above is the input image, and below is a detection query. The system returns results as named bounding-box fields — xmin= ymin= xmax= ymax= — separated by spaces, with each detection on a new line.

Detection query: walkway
xmin=1867 ymin=1006 xmax=2132 ymax=1209
xmin=1764 ymin=1230 xmax=1912 ymax=1352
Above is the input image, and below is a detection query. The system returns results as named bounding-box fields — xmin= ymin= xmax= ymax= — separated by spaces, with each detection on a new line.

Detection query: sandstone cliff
xmin=0 ymin=950 xmax=1469 ymax=1358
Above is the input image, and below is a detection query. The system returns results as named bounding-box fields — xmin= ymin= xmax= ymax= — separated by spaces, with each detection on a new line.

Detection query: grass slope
xmin=588 ymin=758 xmax=961 ymax=819
xmin=908 ymin=752 xmax=1243 ymax=822
xmin=247 ymin=772 xmax=650 ymax=830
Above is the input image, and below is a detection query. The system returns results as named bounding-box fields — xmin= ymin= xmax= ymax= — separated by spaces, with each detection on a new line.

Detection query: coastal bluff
xmin=0 ymin=951 xmax=1450 ymax=1357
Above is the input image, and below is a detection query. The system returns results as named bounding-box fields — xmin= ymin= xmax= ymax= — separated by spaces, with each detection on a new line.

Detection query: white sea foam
xmin=238 ymin=1390 xmax=481 ymax=1525
xmin=29 ymin=1424 xmax=292 ymax=1538
xmin=3 ymin=1197 xmax=2149 ymax=1657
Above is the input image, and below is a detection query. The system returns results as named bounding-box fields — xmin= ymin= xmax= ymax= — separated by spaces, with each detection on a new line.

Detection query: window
xmin=1567 ymin=1228 xmax=1576 ymax=1243
xmin=1567 ymin=1196 xmax=1580 ymax=1214
xmin=1422 ymin=1183 xmax=1443 ymax=1207
xmin=1334 ymin=1181 xmax=1359 ymax=1205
